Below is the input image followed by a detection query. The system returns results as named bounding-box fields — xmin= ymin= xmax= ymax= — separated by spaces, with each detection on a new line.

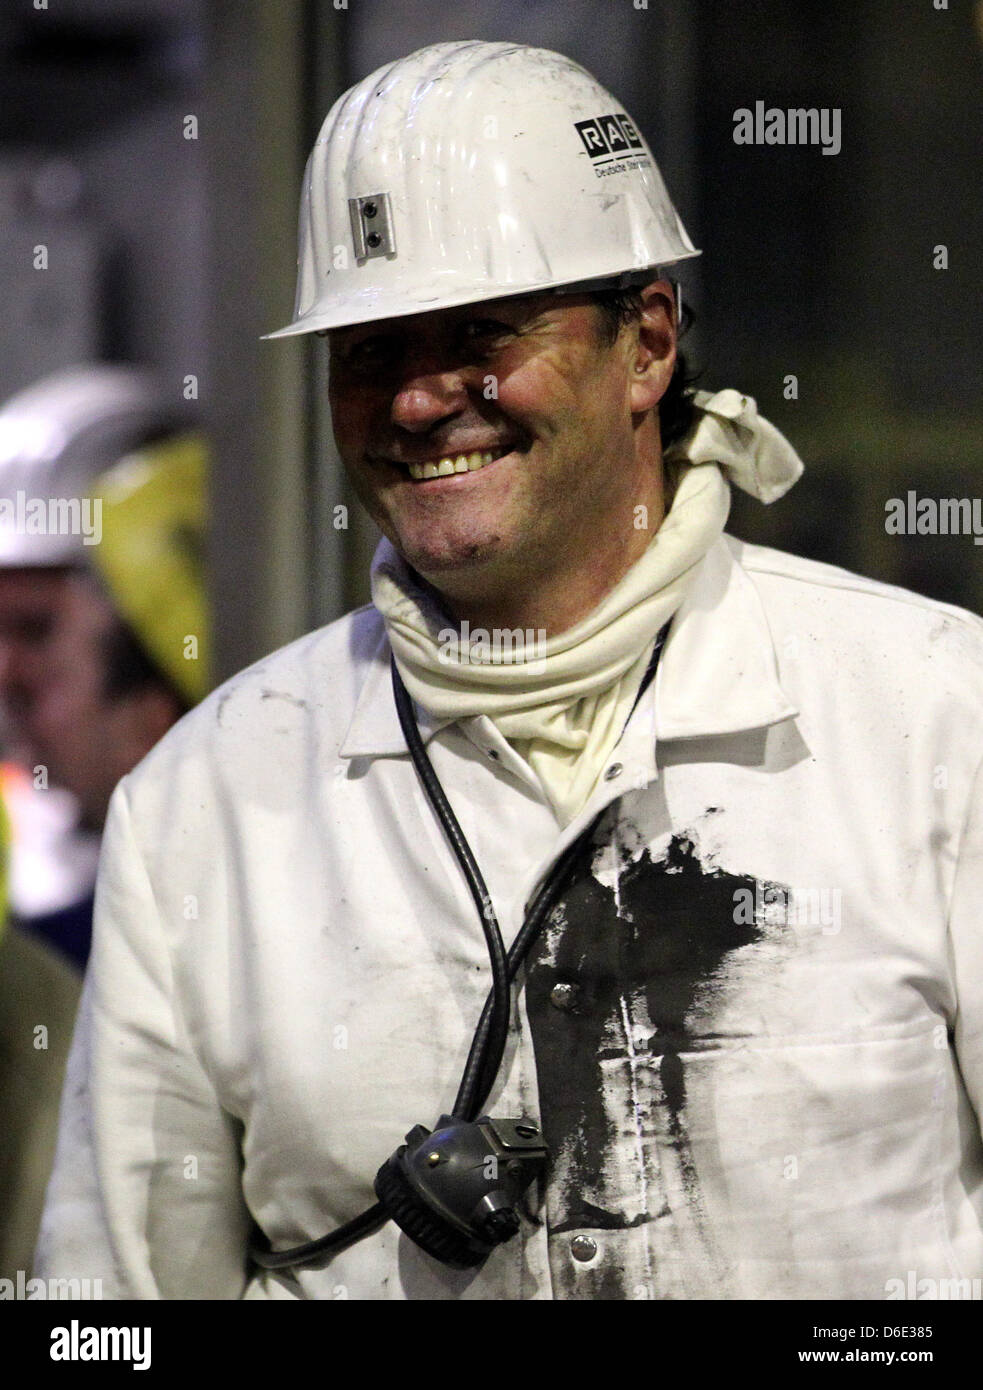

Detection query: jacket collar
xmin=654 ymin=534 xmax=798 ymax=739
xmin=338 ymin=535 xmax=798 ymax=759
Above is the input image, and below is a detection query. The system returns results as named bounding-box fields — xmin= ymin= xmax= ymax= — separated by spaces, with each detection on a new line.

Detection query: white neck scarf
xmin=371 ymin=389 xmax=804 ymax=823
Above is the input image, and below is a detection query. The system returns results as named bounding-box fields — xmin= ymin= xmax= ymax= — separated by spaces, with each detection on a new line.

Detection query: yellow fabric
xmin=88 ymin=433 xmax=210 ymax=705
xmin=371 ymin=390 xmax=805 ymax=824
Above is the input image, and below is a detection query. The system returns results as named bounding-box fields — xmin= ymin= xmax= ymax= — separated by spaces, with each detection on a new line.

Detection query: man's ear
xmin=629 ymin=278 xmax=677 ymax=414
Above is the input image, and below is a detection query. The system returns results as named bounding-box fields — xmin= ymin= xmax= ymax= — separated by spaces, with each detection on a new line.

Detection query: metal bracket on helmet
xmin=348 ymin=193 xmax=397 ymax=262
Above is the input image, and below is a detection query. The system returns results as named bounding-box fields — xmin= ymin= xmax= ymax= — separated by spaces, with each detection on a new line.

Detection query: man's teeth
xmin=406 ymin=450 xmax=497 ymax=481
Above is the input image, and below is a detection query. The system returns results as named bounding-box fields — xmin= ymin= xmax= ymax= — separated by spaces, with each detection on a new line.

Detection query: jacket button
xmin=604 ymin=762 xmax=623 ymax=781
xmin=486 ymin=748 xmax=500 ymax=761
xmin=571 ymin=1235 xmax=597 ymax=1262
xmin=549 ymin=981 xmax=578 ymax=1011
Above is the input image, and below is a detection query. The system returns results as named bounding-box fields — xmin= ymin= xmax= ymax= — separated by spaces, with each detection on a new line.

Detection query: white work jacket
xmin=36 ymin=535 xmax=983 ymax=1300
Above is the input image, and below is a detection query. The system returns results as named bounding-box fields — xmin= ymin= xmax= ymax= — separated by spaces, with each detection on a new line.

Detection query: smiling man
xmin=328 ymin=287 xmax=675 ymax=632
xmin=38 ymin=41 xmax=983 ymax=1301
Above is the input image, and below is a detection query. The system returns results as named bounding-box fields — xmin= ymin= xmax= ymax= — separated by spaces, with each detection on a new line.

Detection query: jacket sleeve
xmin=34 ymin=779 xmax=251 ymax=1298
xmin=948 ymin=748 xmax=983 ymax=1132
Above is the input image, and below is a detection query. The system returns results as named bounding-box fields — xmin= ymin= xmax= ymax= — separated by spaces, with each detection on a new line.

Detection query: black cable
xmin=250 ymin=1200 xmax=389 ymax=1271
xmin=471 ymin=811 xmax=606 ymax=1109
xmin=390 ymin=659 xmax=511 ymax=1119
xmin=398 ymin=627 xmax=666 ymax=1113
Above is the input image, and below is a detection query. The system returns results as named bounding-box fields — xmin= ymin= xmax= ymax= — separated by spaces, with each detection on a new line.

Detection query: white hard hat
xmin=266 ymin=40 xmax=700 ymax=338
xmin=0 ymin=365 xmax=177 ymax=566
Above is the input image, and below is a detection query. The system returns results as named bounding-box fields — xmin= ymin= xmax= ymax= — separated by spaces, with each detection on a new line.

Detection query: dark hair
xmin=100 ymin=611 xmax=190 ymax=714
xmin=591 ymin=285 xmax=700 ymax=450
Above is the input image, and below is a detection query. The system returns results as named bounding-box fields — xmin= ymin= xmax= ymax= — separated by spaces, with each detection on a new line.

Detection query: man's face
xmin=0 ymin=567 xmax=148 ymax=829
xmin=327 ymin=289 xmax=673 ymax=604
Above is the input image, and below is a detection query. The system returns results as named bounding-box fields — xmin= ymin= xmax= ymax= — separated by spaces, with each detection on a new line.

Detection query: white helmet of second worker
xmin=0 ymin=365 xmax=179 ymax=566
xmin=266 ymin=40 xmax=700 ymax=338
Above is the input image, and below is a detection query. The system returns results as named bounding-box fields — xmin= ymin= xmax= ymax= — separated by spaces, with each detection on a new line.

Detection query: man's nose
xmin=389 ymin=364 xmax=471 ymax=434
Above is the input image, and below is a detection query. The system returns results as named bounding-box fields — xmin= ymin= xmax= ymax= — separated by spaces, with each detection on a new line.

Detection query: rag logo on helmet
xmin=575 ymin=114 xmax=645 ymax=163
xmin=574 ymin=114 xmax=650 ymax=180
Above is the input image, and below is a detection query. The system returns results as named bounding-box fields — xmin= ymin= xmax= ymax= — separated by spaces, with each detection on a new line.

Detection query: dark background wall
xmin=696 ymin=0 xmax=983 ymax=611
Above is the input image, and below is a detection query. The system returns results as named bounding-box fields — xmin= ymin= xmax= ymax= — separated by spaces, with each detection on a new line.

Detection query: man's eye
xmin=336 ymin=336 xmax=398 ymax=369
xmin=461 ymin=319 xmax=512 ymax=344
